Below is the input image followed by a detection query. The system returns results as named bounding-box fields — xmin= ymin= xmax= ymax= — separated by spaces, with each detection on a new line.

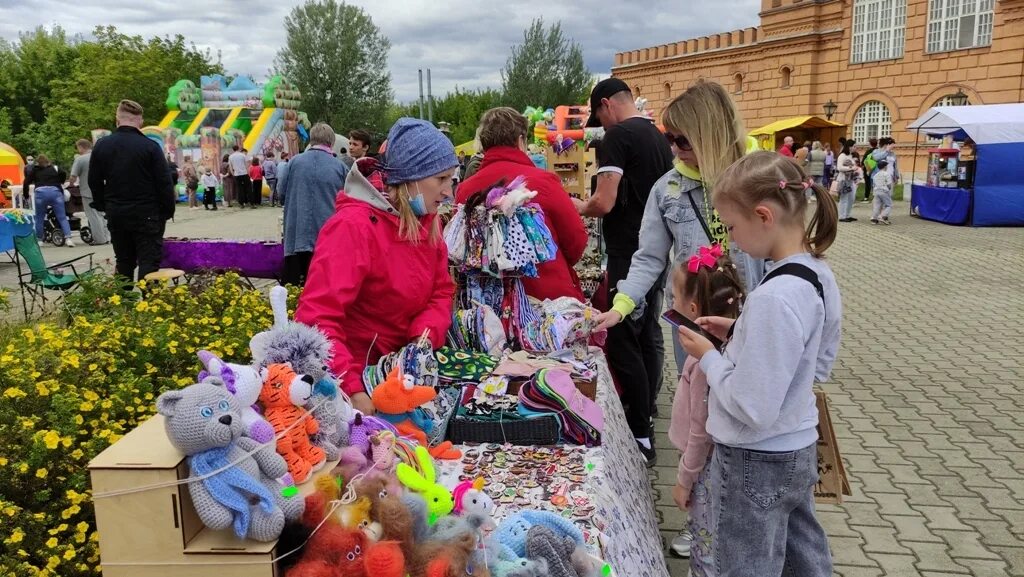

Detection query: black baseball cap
xmin=585 ymin=78 xmax=632 ymax=127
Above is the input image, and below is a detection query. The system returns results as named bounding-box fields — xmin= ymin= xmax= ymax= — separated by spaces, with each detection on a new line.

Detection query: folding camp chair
xmin=13 ymin=232 xmax=100 ymax=319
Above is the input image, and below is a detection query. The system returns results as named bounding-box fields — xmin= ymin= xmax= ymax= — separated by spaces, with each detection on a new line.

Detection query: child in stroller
xmin=42 ymin=186 xmax=92 ymax=246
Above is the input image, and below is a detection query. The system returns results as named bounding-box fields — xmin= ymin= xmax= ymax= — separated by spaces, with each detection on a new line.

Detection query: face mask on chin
xmin=408 ymin=182 xmax=427 ymax=216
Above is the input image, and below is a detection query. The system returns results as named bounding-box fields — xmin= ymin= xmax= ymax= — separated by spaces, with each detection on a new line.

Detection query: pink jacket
xmin=295 ymin=168 xmax=454 ymax=397
xmin=668 ymin=356 xmax=713 ymax=497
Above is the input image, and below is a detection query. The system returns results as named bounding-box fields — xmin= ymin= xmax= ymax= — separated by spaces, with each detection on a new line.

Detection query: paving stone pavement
xmin=650 ymin=200 xmax=1024 ymax=576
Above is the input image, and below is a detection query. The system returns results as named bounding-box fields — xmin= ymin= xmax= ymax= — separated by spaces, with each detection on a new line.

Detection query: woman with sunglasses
xmin=595 ymin=80 xmax=764 ymax=359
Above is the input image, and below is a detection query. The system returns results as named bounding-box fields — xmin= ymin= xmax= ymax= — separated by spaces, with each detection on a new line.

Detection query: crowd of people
xmin=15 ymin=82 xmax=856 ymax=576
xmin=778 ymin=134 xmax=901 ymax=224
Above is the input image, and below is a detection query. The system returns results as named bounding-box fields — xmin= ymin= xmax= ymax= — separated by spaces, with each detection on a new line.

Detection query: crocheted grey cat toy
xmin=250 ymin=286 xmax=352 ymax=460
xmin=157 ymin=379 xmax=305 ymax=541
xmin=526 ymin=525 xmax=581 ymax=577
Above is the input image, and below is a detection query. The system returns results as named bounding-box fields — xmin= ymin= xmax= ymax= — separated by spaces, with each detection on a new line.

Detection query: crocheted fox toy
xmin=260 ymin=362 xmax=326 ymax=483
xmin=371 ymin=367 xmax=460 ymax=460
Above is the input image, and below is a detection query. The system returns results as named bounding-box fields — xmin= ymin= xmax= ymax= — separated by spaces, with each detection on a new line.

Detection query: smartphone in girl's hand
xmin=662 ymin=309 xmax=723 ymax=350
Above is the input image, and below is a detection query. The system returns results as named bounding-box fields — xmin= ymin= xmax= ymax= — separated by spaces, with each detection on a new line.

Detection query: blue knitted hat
xmin=382 ymin=118 xmax=459 ymax=186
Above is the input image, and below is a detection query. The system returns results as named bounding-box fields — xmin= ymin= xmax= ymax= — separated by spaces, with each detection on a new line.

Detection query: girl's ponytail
xmin=807 ymin=183 xmax=838 ymax=257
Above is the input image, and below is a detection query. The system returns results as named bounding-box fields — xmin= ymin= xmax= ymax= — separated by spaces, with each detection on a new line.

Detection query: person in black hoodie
xmin=89 ymin=99 xmax=174 ymax=282
xmin=24 ymin=154 xmax=74 ymax=246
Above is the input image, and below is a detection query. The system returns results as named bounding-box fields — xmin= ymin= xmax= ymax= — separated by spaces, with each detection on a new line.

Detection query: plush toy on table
xmin=371 ymin=367 xmax=460 ymax=460
xmin=494 ymin=510 xmax=584 ymax=559
xmin=259 ymin=362 xmax=326 ymax=483
xmin=526 ymin=525 xmax=581 ymax=577
xmin=396 ymin=445 xmax=453 ymax=526
xmin=287 ymin=488 xmax=405 ymax=577
xmin=452 ymin=477 xmax=494 ymax=517
xmin=156 ymin=379 xmax=303 ymax=542
xmin=197 ymin=350 xmax=275 ymax=444
xmin=250 ymin=285 xmax=352 ymax=461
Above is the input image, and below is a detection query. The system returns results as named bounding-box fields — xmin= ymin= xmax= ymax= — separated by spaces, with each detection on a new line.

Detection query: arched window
xmin=734 ymin=73 xmax=744 ymax=94
xmin=780 ymin=67 xmax=792 ymax=88
xmin=663 ymin=82 xmax=672 ymax=99
xmin=927 ymin=93 xmax=972 ymax=141
xmin=634 ymin=85 xmax=641 ymax=96
xmin=852 ymin=100 xmax=892 ymax=145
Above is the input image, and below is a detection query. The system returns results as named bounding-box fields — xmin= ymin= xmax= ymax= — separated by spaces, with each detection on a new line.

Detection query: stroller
xmin=42 ymin=186 xmax=92 ymax=246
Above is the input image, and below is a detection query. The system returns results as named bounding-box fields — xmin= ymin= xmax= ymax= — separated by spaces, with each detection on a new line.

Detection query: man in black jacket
xmin=89 ymin=99 xmax=175 ymax=282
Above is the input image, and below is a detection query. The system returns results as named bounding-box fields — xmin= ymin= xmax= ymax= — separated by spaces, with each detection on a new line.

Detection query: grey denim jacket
xmin=617 ymin=168 xmax=765 ymax=315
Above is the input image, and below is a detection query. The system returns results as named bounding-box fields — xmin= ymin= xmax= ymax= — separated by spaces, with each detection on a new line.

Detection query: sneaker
xmin=65 ymin=239 xmax=75 ymax=247
xmin=37 ymin=241 xmax=44 ymax=247
xmin=871 ymin=218 xmax=879 ymax=224
xmin=636 ymin=440 xmax=657 ymax=468
xmin=881 ymin=218 xmax=891 ymax=225
xmin=849 ymin=217 xmax=858 ymax=222
xmin=670 ymin=532 xmax=693 ymax=558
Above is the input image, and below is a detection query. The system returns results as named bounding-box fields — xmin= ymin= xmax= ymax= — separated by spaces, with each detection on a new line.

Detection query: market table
xmin=911 ymin=183 xmax=971 ymax=224
xmin=437 ymin=348 xmax=670 ymax=577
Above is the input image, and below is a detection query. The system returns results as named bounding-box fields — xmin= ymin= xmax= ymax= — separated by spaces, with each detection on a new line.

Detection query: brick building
xmin=612 ymin=0 xmax=1024 ymax=174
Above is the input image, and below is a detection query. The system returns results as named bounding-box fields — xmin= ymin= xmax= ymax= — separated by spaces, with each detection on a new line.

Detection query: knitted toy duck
xmin=371 ymin=367 xmax=460 ymax=460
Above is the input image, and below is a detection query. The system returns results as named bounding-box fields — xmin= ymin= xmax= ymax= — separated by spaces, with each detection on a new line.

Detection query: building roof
xmin=908 ymin=104 xmax=1024 ymax=145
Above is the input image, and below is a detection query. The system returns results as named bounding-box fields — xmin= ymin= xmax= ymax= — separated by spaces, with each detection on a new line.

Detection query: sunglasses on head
xmin=665 ymin=132 xmax=693 ymax=151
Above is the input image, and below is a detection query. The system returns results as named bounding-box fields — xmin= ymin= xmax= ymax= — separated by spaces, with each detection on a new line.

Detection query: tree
xmin=276 ymin=0 xmax=393 ymax=136
xmin=388 ymin=87 xmax=508 ymax=145
xmin=501 ymin=19 xmax=593 ymax=112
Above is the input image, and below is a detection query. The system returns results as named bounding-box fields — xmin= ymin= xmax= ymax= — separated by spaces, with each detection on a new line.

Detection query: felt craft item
xmin=259 ymin=363 xmax=327 ymax=483
xmin=196 ymin=350 xmax=275 ymax=443
xmin=156 ymin=380 xmax=303 ymax=541
xmin=396 ymin=445 xmax=454 ymax=525
xmin=518 ymin=369 xmax=604 ymax=446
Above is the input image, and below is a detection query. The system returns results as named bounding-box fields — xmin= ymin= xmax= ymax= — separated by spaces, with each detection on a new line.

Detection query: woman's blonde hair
xmin=715 ymin=151 xmax=838 ymax=258
xmin=390 ymin=182 xmax=442 ymax=244
xmin=662 ymin=80 xmax=747 ymax=187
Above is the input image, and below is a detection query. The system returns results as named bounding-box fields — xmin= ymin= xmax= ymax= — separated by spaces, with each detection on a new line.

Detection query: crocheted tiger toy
xmin=259 ymin=363 xmax=326 ymax=483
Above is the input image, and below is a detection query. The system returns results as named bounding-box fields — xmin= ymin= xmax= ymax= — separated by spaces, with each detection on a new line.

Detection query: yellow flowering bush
xmin=0 ymin=273 xmax=300 ymax=576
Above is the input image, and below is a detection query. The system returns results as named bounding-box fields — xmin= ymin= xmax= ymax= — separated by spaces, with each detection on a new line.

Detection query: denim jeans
xmin=34 ymin=186 xmax=71 ymax=239
xmin=872 ymin=190 xmax=893 ymax=220
xmin=709 ymin=443 xmax=832 ymax=577
xmin=838 ymin=186 xmax=856 ymax=219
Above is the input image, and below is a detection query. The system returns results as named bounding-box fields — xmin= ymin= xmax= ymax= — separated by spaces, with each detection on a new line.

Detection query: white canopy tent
xmin=907 ymin=104 xmax=1024 ymax=226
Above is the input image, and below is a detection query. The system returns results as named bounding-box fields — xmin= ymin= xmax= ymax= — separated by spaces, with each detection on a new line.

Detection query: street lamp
xmin=823 ymin=99 xmax=838 ymax=120
xmin=950 ymin=88 xmax=969 ymax=106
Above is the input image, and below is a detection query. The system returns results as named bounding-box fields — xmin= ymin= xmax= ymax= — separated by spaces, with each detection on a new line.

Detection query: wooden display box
xmin=545 ymin=146 xmax=587 ymax=199
xmin=89 ymin=415 xmax=330 ymax=577
xmin=813 ymin=388 xmax=853 ymax=504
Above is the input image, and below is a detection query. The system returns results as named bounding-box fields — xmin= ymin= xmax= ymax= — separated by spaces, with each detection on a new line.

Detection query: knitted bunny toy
xmin=157 ymin=380 xmax=303 ymax=541
xmin=197 ymin=350 xmax=275 ymax=444
xmin=259 ymin=363 xmax=326 ymax=483
xmin=251 ymin=286 xmax=352 ymax=460
xmin=395 ymin=445 xmax=453 ymax=525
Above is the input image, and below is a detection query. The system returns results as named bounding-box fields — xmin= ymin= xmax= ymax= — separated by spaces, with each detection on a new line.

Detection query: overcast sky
xmin=0 ymin=0 xmax=760 ymax=102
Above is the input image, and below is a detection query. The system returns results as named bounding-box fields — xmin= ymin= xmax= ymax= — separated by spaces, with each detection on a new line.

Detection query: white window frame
xmin=853 ymin=101 xmax=892 ymax=145
xmin=926 ymin=0 xmax=994 ymax=53
xmin=851 ymin=0 xmax=908 ymax=64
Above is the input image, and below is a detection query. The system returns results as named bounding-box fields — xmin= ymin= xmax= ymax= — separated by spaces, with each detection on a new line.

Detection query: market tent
xmin=454 ymin=140 xmax=476 ymax=156
xmin=749 ymin=116 xmax=847 ymax=151
xmin=908 ymin=104 xmax=1024 ymax=226
xmin=0 ymin=142 xmax=25 ymax=185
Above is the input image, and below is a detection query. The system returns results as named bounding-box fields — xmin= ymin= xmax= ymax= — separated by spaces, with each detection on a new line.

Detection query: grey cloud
xmin=1 ymin=0 xmax=759 ymax=102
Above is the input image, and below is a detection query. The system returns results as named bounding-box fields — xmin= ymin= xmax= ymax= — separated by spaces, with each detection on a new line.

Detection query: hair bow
xmin=687 ymin=244 xmax=724 ymax=273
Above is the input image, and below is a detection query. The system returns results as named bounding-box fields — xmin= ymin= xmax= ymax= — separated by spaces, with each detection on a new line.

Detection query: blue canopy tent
xmin=907 ymin=104 xmax=1024 ymax=226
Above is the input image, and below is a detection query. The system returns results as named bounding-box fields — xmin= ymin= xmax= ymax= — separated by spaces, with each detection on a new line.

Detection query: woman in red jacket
xmin=295 ymin=118 xmax=459 ymax=415
xmin=458 ymin=107 xmax=589 ymax=301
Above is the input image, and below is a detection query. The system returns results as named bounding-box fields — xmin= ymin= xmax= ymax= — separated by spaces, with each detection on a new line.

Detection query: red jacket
xmin=457 ymin=147 xmax=588 ymax=301
xmin=296 ymin=169 xmax=454 ymax=396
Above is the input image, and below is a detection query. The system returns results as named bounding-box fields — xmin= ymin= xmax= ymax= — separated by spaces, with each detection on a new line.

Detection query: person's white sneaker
xmin=65 ymin=239 xmax=75 ymax=247
xmin=670 ymin=531 xmax=692 ymax=558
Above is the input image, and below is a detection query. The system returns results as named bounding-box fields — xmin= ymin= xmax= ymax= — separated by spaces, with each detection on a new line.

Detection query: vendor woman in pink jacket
xmin=295 ymin=118 xmax=458 ymax=415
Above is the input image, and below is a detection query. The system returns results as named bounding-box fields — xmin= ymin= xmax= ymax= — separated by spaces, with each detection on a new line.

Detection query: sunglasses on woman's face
xmin=665 ymin=132 xmax=693 ymax=151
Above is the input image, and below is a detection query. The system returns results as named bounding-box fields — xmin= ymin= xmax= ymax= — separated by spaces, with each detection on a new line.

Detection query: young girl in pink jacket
xmin=667 ymin=245 xmax=745 ymax=575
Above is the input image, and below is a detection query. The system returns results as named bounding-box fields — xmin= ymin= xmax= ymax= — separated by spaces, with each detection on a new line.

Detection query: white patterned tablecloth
xmin=438 ymin=348 xmax=670 ymax=577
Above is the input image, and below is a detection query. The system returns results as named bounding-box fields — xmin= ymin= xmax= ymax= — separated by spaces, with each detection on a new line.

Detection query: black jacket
xmin=24 ymin=165 xmax=66 ymax=189
xmin=88 ymin=126 xmax=174 ymax=221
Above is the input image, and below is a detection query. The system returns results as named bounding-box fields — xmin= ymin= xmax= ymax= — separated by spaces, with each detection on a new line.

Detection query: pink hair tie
xmin=779 ymin=180 xmax=787 ymax=189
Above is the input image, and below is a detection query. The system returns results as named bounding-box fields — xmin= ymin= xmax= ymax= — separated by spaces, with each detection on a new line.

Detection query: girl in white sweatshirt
xmin=678 ymin=151 xmax=842 ymax=577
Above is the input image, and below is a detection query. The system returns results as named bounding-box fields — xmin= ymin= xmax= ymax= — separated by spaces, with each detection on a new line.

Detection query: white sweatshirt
xmin=699 ymin=253 xmax=842 ymax=452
